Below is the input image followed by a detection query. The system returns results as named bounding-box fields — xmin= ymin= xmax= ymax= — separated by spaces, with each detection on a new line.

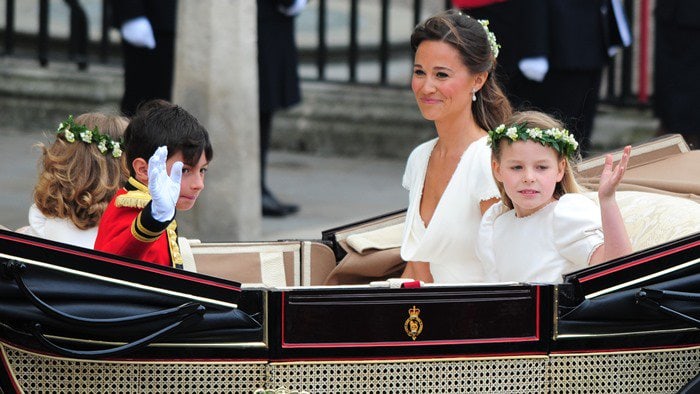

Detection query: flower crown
xmin=487 ymin=123 xmax=579 ymax=159
xmin=56 ymin=115 xmax=123 ymax=158
xmin=477 ymin=19 xmax=500 ymax=58
xmin=456 ymin=12 xmax=500 ymax=58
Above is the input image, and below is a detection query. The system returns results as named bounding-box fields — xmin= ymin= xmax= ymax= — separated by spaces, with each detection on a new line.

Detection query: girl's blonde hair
xmin=33 ymin=113 xmax=129 ymax=230
xmin=491 ymin=111 xmax=583 ymax=210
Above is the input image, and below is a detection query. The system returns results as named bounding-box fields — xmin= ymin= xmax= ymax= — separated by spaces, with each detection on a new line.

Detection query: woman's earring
xmin=472 ymin=89 xmax=477 ymax=102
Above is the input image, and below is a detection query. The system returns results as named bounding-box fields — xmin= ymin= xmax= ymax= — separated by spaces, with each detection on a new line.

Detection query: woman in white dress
xmin=400 ymin=10 xmax=512 ymax=283
xmin=20 ymin=113 xmax=129 ymax=248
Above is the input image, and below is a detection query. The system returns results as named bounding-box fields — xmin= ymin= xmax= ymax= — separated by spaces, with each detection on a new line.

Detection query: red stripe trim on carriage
xmin=281 ymin=336 xmax=541 ymax=349
xmin=2 ymin=338 xmax=266 ymax=363
xmin=0 ymin=234 xmax=240 ymax=292
xmin=271 ymin=351 xmax=549 ymax=363
xmin=280 ymin=287 xmax=541 ymax=348
xmin=577 ymin=240 xmax=700 ymax=283
xmin=536 ymin=285 xmax=541 ymax=339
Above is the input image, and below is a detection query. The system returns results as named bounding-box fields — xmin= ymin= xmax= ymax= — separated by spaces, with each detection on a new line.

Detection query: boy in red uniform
xmin=94 ymin=101 xmax=213 ymax=268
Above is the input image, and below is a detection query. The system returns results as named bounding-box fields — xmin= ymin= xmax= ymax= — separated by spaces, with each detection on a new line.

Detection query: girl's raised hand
xmin=598 ymin=145 xmax=631 ymax=200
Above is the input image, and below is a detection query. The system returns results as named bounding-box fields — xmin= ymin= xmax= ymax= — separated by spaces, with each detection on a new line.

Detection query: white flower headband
xmin=477 ymin=19 xmax=499 ymax=58
xmin=487 ymin=123 xmax=579 ymax=159
xmin=56 ymin=115 xmax=123 ymax=158
xmin=456 ymin=11 xmax=500 ymax=58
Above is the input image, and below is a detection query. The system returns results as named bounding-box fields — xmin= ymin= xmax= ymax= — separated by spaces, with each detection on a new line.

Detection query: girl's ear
xmin=132 ymin=158 xmax=149 ymax=184
xmin=556 ymin=158 xmax=566 ymax=182
xmin=492 ymin=158 xmax=503 ymax=182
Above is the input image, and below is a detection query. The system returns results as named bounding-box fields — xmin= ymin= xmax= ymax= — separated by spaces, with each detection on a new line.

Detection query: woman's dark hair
xmin=124 ymin=100 xmax=213 ymax=176
xmin=411 ymin=9 xmax=512 ymax=131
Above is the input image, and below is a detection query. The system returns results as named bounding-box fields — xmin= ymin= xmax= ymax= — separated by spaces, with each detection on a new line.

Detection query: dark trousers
xmin=120 ymin=32 xmax=175 ymax=117
xmin=259 ymin=111 xmax=273 ymax=193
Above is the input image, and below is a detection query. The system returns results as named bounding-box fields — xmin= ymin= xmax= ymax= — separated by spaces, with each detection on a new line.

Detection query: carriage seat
xmin=339 ymin=191 xmax=699 ymax=255
xmin=584 ymin=191 xmax=700 ymax=252
xmin=180 ymin=239 xmax=337 ymax=287
xmin=324 ymin=190 xmax=700 ymax=285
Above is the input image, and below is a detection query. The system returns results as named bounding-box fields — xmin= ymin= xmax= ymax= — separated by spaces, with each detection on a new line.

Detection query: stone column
xmin=172 ymin=0 xmax=260 ymax=242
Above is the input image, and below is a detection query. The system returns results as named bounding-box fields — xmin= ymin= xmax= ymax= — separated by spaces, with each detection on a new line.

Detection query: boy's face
xmin=166 ymin=151 xmax=209 ymax=211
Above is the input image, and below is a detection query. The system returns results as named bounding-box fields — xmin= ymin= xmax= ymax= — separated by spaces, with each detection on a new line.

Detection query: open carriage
xmin=1 ymin=135 xmax=699 ymax=393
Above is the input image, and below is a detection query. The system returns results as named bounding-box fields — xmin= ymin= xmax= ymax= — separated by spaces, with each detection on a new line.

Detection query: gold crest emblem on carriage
xmin=404 ymin=305 xmax=423 ymax=340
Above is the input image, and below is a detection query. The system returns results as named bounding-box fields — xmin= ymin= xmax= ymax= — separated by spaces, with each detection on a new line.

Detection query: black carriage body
xmin=1 ymin=229 xmax=699 ymax=393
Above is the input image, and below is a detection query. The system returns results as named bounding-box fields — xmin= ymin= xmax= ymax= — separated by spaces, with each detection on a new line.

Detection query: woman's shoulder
xmin=404 ymin=138 xmax=437 ymax=174
xmin=461 ymin=135 xmax=494 ymax=171
xmin=407 ymin=138 xmax=438 ymax=159
xmin=403 ymin=138 xmax=437 ymax=190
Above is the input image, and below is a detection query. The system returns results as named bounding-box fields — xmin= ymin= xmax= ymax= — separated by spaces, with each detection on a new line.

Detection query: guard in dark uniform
xmin=111 ymin=0 xmax=177 ymax=117
xmin=258 ymin=0 xmax=304 ymax=216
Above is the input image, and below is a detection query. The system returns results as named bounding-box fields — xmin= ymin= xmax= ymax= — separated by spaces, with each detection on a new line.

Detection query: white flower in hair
xmin=565 ymin=134 xmax=579 ymax=150
xmin=80 ymin=130 xmax=93 ymax=143
xmin=506 ymin=127 xmax=518 ymax=140
xmin=527 ymin=128 xmax=543 ymax=139
xmin=97 ymin=140 xmax=108 ymax=153
xmin=478 ymin=19 xmax=500 ymax=58
xmin=111 ymin=142 xmax=122 ymax=158
xmin=64 ymin=129 xmax=75 ymax=143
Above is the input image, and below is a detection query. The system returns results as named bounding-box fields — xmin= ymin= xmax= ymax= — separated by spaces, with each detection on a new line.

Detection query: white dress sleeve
xmin=25 ymin=204 xmax=46 ymax=237
xmin=553 ymin=194 xmax=604 ymax=267
xmin=402 ymin=154 xmax=414 ymax=191
xmin=475 ymin=202 xmax=507 ymax=281
xmin=473 ymin=139 xmax=500 ymax=202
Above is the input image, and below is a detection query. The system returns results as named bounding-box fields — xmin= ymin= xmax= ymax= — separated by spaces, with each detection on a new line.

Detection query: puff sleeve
xmin=553 ymin=194 xmax=604 ymax=267
xmin=472 ymin=140 xmax=500 ymax=202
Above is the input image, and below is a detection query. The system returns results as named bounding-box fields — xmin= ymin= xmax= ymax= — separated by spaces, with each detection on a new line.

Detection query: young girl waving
xmin=476 ymin=111 xmax=633 ymax=283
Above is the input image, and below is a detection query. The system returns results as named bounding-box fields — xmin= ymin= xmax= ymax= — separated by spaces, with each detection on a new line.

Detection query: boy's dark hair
xmin=124 ymin=100 xmax=213 ymax=177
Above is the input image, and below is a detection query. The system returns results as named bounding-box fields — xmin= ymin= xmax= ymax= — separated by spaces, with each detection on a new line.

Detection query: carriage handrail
xmin=29 ymin=311 xmax=204 ymax=359
xmin=2 ymin=259 xmax=206 ymax=328
xmin=636 ymin=288 xmax=700 ymax=329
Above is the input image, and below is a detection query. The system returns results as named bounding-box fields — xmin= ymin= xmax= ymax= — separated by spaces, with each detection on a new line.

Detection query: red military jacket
xmin=94 ymin=177 xmax=182 ymax=268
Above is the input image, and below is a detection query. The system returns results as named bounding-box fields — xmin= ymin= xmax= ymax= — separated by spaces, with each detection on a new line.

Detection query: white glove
xmin=279 ymin=0 xmax=307 ymax=16
xmin=608 ymin=46 xmax=620 ymax=57
xmin=518 ymin=56 xmax=549 ymax=82
xmin=148 ymin=146 xmax=182 ymax=222
xmin=120 ymin=16 xmax=156 ymax=49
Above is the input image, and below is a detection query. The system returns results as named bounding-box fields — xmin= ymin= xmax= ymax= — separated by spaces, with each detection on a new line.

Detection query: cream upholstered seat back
xmin=181 ymin=239 xmax=336 ymax=287
xmin=584 ymin=191 xmax=700 ymax=251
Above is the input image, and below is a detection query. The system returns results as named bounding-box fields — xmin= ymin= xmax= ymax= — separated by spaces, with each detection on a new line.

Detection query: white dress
xmin=476 ymin=194 xmax=605 ymax=283
xmin=20 ymin=204 xmax=98 ymax=249
xmin=400 ymin=136 xmax=499 ymax=283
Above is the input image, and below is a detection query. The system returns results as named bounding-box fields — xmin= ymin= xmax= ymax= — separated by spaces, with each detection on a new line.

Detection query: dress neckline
xmin=418 ymin=136 xmax=485 ymax=229
xmin=512 ymin=198 xmax=558 ymax=219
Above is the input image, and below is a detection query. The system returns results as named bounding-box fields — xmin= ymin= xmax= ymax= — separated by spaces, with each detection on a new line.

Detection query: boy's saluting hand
xmin=148 ymin=146 xmax=182 ymax=222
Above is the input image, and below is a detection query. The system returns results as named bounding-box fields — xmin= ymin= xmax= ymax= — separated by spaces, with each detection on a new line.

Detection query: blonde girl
xmin=476 ymin=111 xmax=632 ymax=283
xmin=22 ymin=113 xmax=129 ymax=248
